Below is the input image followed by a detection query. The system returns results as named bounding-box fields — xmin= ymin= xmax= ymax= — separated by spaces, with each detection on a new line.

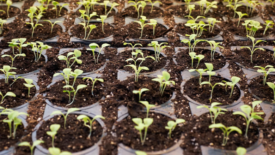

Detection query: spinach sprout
xmin=88 ymin=43 xmax=110 ymax=64
xmin=132 ymin=118 xmax=153 ymax=145
xmin=139 ymin=101 xmax=155 ymax=118
xmin=26 ymin=7 xmax=43 ymax=38
xmin=241 ymin=35 xmax=265 ymax=63
xmin=53 ymin=68 xmax=71 ymax=85
xmin=236 ymin=12 xmax=248 ymax=27
xmin=254 ymin=65 xmax=275 ymax=85
xmin=152 ymin=71 xmax=175 ymax=96
xmin=205 ymin=63 xmax=214 ymax=82
xmin=189 ymin=52 xmax=204 ymax=69
xmin=70 ymin=69 xmax=83 ymax=87
xmin=242 ymin=20 xmax=262 ymax=37
xmin=0 ymin=91 xmax=15 ymax=104
xmin=44 ymin=20 xmax=61 ymax=34
xmin=226 ymin=0 xmax=242 ymax=18
xmin=63 ymin=84 xmax=87 ymax=106
xmin=207 ymin=41 xmax=224 ymax=61
xmin=133 ymin=88 xmax=149 ymax=101
xmin=148 ymin=41 xmax=170 ymax=62
xmin=148 ymin=19 xmax=157 ymax=36
xmin=207 ymin=18 xmax=220 ymax=33
xmin=46 ymin=124 xmax=60 ymax=147
xmin=77 ymin=115 xmax=105 ymax=139
xmin=263 ymin=20 xmax=274 ymax=35
xmin=223 ymin=76 xmax=240 ymax=98
xmin=18 ymin=140 xmax=44 ymax=155
xmin=0 ymin=65 xmax=16 ymax=84
xmin=187 ymin=4 xmax=195 ymax=18
xmin=16 ymin=38 xmax=28 ymax=54
xmin=48 ymin=147 xmax=72 ymax=155
xmin=145 ymin=0 xmax=161 ymax=12
xmin=123 ymin=42 xmax=142 ymax=53
xmin=135 ymin=16 xmax=149 ymax=39
xmin=6 ymin=0 xmax=11 ymax=18
xmin=1 ymin=53 xmax=26 ymax=67
xmin=197 ymin=102 xmax=227 ymax=124
xmin=181 ymin=34 xmax=205 ymax=53
xmin=200 ymin=81 xmax=225 ymax=102
xmin=189 ymin=68 xmax=206 ymax=85
xmin=8 ymin=39 xmax=18 ymax=55
xmin=83 ymin=77 xmax=104 ymax=95
xmin=58 ymin=49 xmax=82 ymax=68
xmin=96 ymin=15 xmax=107 ymax=34
xmin=28 ymin=41 xmax=52 ymax=62
xmin=165 ymin=119 xmax=185 ymax=139
xmin=267 ymin=82 xmax=275 ymax=102
xmin=0 ymin=19 xmax=6 ymax=35
xmin=50 ymin=108 xmax=79 ymax=129
xmin=23 ymin=78 xmax=35 ymax=97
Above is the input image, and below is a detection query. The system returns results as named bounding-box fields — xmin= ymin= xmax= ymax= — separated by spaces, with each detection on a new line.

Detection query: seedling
xmin=44 ymin=20 xmax=61 ymax=34
xmin=6 ymin=0 xmax=11 ymax=18
xmin=0 ymin=19 xmax=6 ymax=35
xmin=26 ymin=7 xmax=43 ymax=38
xmin=106 ymin=2 xmax=119 ymax=16
xmin=223 ymin=76 xmax=240 ymax=98
xmin=209 ymin=123 xmax=242 ymax=146
xmin=128 ymin=1 xmax=141 ymax=19
xmin=139 ymin=101 xmax=155 ymax=118
xmin=97 ymin=15 xmax=107 ymax=34
xmin=207 ymin=18 xmax=220 ymax=33
xmin=0 ymin=65 xmax=17 ymax=84
xmin=146 ymin=0 xmax=161 ymax=12
xmin=181 ymin=34 xmax=206 ymax=53
xmin=70 ymin=69 xmax=83 ymax=87
xmin=18 ymin=140 xmax=44 ymax=155
xmin=204 ymin=1 xmax=217 ymax=15
xmin=165 ymin=119 xmax=185 ymax=139
xmin=236 ymin=12 xmax=248 ymax=27
xmin=205 ymin=63 xmax=215 ymax=82
xmin=241 ymin=35 xmax=265 ymax=63
xmin=8 ymin=39 xmax=18 ymax=55
xmin=48 ymin=147 xmax=72 ymax=155
xmin=88 ymin=43 xmax=110 ymax=64
xmin=63 ymin=84 xmax=87 ymax=106
xmin=28 ymin=41 xmax=52 ymax=62
xmin=236 ymin=147 xmax=247 ymax=155
xmin=59 ymin=3 xmax=68 ymax=16
xmin=254 ymin=65 xmax=275 ymax=85
xmin=189 ymin=52 xmax=204 ymax=69
xmin=0 ymin=91 xmax=15 ymax=104
xmin=185 ymin=17 xmax=208 ymax=37
xmin=242 ymin=20 xmax=263 ymax=37
xmin=189 ymin=68 xmax=206 ymax=85
xmin=135 ymin=151 xmax=147 ymax=155
xmin=46 ymin=124 xmax=60 ymax=147
xmin=50 ymin=108 xmax=79 ymax=129
xmin=53 ymin=68 xmax=72 ymax=85
xmin=78 ymin=11 xmax=98 ymax=39
xmin=77 ymin=115 xmax=105 ymax=139
xmin=197 ymin=102 xmax=227 ymax=124
xmin=52 ymin=1 xmax=59 ymax=16
xmin=132 ymin=118 xmax=153 ymax=145
xmin=26 ymin=7 xmax=37 ymax=26
xmin=148 ymin=19 xmax=157 ymax=36
xmin=207 ymin=41 xmax=224 ymax=61
xmin=135 ymin=16 xmax=149 ymax=39
xmin=83 ymin=77 xmax=104 ymax=95
xmin=58 ymin=49 xmax=82 ymax=68
xmin=152 ymin=71 xmax=175 ymax=96
xmin=263 ymin=20 xmax=274 ymax=35
xmin=233 ymin=101 xmax=263 ymax=138
xmin=201 ymin=81 xmax=225 ymax=102
xmin=16 ymin=38 xmax=28 ymax=54
xmin=267 ymin=82 xmax=275 ymax=102
xmin=148 ymin=41 xmax=170 ymax=62
xmin=139 ymin=1 xmax=146 ymax=17
xmin=23 ymin=78 xmax=35 ymax=97
xmin=226 ymin=0 xmax=242 ymax=18
xmin=133 ymin=88 xmax=149 ymax=101
xmin=123 ymin=42 xmax=142 ymax=53
xmin=1 ymin=53 xmax=26 ymax=67
xmin=187 ymin=5 xmax=195 ymax=18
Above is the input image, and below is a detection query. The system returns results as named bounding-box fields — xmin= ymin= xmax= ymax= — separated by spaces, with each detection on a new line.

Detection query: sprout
xmin=0 ymin=91 xmax=15 ymax=104
xmin=242 ymin=20 xmax=262 ymax=37
xmin=139 ymin=101 xmax=155 ymax=118
xmin=209 ymin=123 xmax=242 ymax=146
xmin=86 ymin=24 xmax=97 ymax=40
xmin=139 ymin=1 xmax=146 ymax=17
xmin=181 ymin=34 xmax=205 ymax=53
xmin=145 ymin=0 xmax=161 ymax=12
xmin=200 ymin=81 xmax=225 ymax=103
xmin=236 ymin=147 xmax=247 ymax=155
xmin=123 ymin=42 xmax=142 ymax=53
xmin=205 ymin=63 xmax=214 ymax=82
xmin=52 ymin=1 xmax=59 ymax=17
xmin=88 ymin=43 xmax=110 ymax=64
xmin=236 ymin=12 xmax=248 ymax=27
xmin=241 ymin=35 xmax=265 ymax=63
xmin=128 ymin=1 xmax=141 ymax=19
xmin=205 ymin=1 xmax=217 ymax=15
xmin=132 ymin=118 xmax=153 ymax=145
xmin=70 ymin=69 xmax=83 ymax=87
xmin=263 ymin=20 xmax=274 ymax=35
xmin=135 ymin=16 xmax=149 ymax=39
xmin=267 ymin=82 xmax=275 ymax=102
xmin=15 ymin=38 xmax=28 ymax=54
xmin=0 ymin=65 xmax=16 ymax=84
xmin=26 ymin=6 xmax=37 ymax=25
xmin=152 ymin=71 xmax=175 ymax=96
xmin=83 ymin=77 xmax=104 ymax=95
xmin=26 ymin=8 xmax=43 ymax=38
xmin=96 ymin=15 xmax=107 ymax=34
xmin=50 ymin=108 xmax=79 ymax=129
xmin=226 ymin=0 xmax=242 ymax=18
xmin=233 ymin=101 xmax=263 ymax=138
xmin=58 ymin=49 xmax=82 ymax=68
xmin=8 ymin=39 xmax=18 ymax=55
xmin=0 ymin=19 xmax=6 ymax=35
xmin=165 ymin=119 xmax=185 ymax=139
xmin=189 ymin=68 xmax=206 ymax=85
xmin=148 ymin=41 xmax=170 ymax=62
xmin=223 ymin=76 xmax=240 ymax=98
xmin=197 ymin=102 xmax=227 ymax=124
xmin=187 ymin=4 xmax=195 ymax=19
xmin=46 ymin=124 xmax=60 ymax=147
xmin=1 ymin=53 xmax=26 ymax=67
xmin=77 ymin=115 xmax=105 ymax=139
xmin=254 ymin=65 xmax=275 ymax=85
xmin=53 ymin=68 xmax=71 ymax=85
xmin=135 ymin=151 xmax=147 ymax=155
xmin=63 ymin=84 xmax=87 ymax=106
xmin=148 ymin=19 xmax=157 ymax=36
xmin=133 ymin=88 xmax=149 ymax=101
xmin=58 ymin=3 xmax=68 ymax=16
xmin=103 ymin=1 xmax=110 ymax=15
xmin=248 ymin=1 xmax=262 ymax=16
xmin=23 ymin=78 xmax=35 ymax=97
xmin=6 ymin=0 xmax=11 ymax=18
xmin=44 ymin=20 xmax=61 ymax=34
xmin=207 ymin=18 xmax=220 ymax=33
xmin=207 ymin=41 xmax=224 ymax=61
xmin=48 ymin=147 xmax=72 ymax=155
xmin=28 ymin=41 xmax=52 ymax=62
xmin=106 ymin=2 xmax=119 ymax=16
xmin=78 ymin=11 xmax=97 ymax=39
xmin=185 ymin=17 xmax=208 ymax=37
xmin=18 ymin=140 xmax=44 ymax=155
xmin=188 ymin=52 xmax=204 ymax=69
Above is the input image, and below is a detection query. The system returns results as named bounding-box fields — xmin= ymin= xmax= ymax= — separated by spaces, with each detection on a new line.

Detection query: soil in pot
xmin=264 ymin=113 xmax=275 ymax=144
xmin=75 ymin=5 xmax=116 ymax=19
xmin=168 ymin=5 xmax=215 ymax=19
xmin=36 ymin=114 xmax=103 ymax=153
xmin=213 ymin=5 xmax=258 ymax=19
xmin=125 ymin=22 xmax=168 ymax=39
xmin=57 ymin=49 xmax=106 ymax=73
xmin=37 ymin=5 xmax=68 ymax=19
xmin=115 ymin=112 xmax=183 ymax=151
xmin=265 ymin=5 xmax=275 ymax=16
xmin=70 ymin=22 xmax=113 ymax=40
xmin=175 ymin=48 xmax=226 ymax=71
xmin=233 ymin=48 xmax=275 ymax=69
xmin=122 ymin=5 xmax=163 ymax=19
xmin=181 ymin=111 xmax=260 ymax=154
xmin=46 ymin=78 xmax=104 ymax=108
xmin=0 ymin=115 xmax=25 ymax=151
xmin=0 ymin=78 xmax=36 ymax=109
xmin=0 ymin=6 xmax=20 ymax=19
xmin=183 ymin=76 xmax=241 ymax=105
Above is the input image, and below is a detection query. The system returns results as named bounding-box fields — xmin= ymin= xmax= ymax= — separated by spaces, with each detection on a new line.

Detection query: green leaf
xmin=6 ymin=92 xmax=16 ymax=97
xmin=233 ymin=111 xmax=247 ymax=119
xmin=76 ymin=84 xmax=87 ymax=90
xmin=50 ymin=110 xmax=63 ymax=116
xmin=33 ymin=140 xmax=44 ymax=146
xmin=18 ymin=142 xmax=31 ymax=147
xmin=132 ymin=118 xmax=142 ymax=125
xmin=144 ymin=118 xmax=153 ymax=126
xmin=236 ymin=147 xmax=246 ymax=155
xmin=67 ymin=108 xmax=79 ymax=113
xmin=50 ymin=124 xmax=60 ymax=132
xmin=228 ymin=126 xmax=242 ymax=134
xmin=176 ymin=118 xmax=185 ymax=124
xmin=209 ymin=123 xmax=225 ymax=129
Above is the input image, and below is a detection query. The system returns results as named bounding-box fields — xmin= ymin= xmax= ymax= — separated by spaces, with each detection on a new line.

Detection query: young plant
xmin=26 ymin=8 xmax=43 ymax=38
xmin=48 ymin=147 xmax=72 ymax=155
xmin=77 ymin=115 xmax=105 ymax=139
xmin=197 ymin=102 xmax=227 ymax=124
xmin=185 ymin=17 xmax=208 ymax=37
xmin=148 ymin=41 xmax=170 ymax=62
xmin=152 ymin=71 xmax=175 ymax=96
xmin=128 ymin=1 xmax=141 ymax=19
xmin=181 ymin=34 xmax=206 ymax=53
xmin=189 ymin=68 xmax=206 ymax=85
xmin=97 ymin=15 xmax=107 ymax=34
xmin=0 ymin=65 xmax=16 ymax=84
xmin=83 ymin=77 xmax=104 ymax=95
xmin=148 ymin=19 xmax=157 ymax=36
xmin=223 ymin=76 xmax=240 ymax=98
xmin=236 ymin=147 xmax=247 ymax=155
xmin=52 ymin=1 xmax=59 ymax=16
xmin=106 ymin=2 xmax=119 ymax=16
xmin=18 ymin=140 xmax=44 ymax=155
xmin=242 ymin=20 xmax=263 ymax=37
xmin=233 ymin=101 xmax=263 ymax=138
xmin=0 ymin=91 xmax=15 ymax=104
xmin=207 ymin=18 xmax=220 ymax=33
xmin=28 ymin=41 xmax=52 ymax=62
xmin=241 ymin=35 xmax=265 ymax=63
xmin=132 ymin=117 xmax=153 ymax=145
xmin=187 ymin=4 xmax=195 ymax=18
xmin=50 ymin=108 xmax=79 ymax=129
xmin=207 ymin=41 xmax=224 ymax=61
xmin=88 ymin=43 xmax=110 ymax=64
xmin=204 ymin=1 xmax=217 ymax=15
xmin=254 ymin=65 xmax=275 ymax=85
xmin=59 ymin=3 xmax=68 ymax=16
xmin=1 ymin=53 xmax=26 ymax=67
xmin=139 ymin=101 xmax=155 ymax=118
xmin=123 ymin=42 xmax=142 ymax=53
xmin=145 ymin=0 xmax=161 ymax=12
xmin=46 ymin=124 xmax=60 ymax=147
xmin=226 ymin=0 xmax=242 ymax=18
xmin=135 ymin=16 xmax=149 ymax=39
xmin=63 ymin=84 xmax=87 ymax=105
xmin=189 ymin=52 xmax=204 ymax=69
xmin=70 ymin=69 xmax=83 ymax=87
xmin=16 ymin=38 xmax=27 ymax=54
xmin=267 ymin=82 xmax=275 ymax=102
xmin=58 ymin=49 xmax=82 ymax=68
xmin=6 ymin=0 xmax=11 ymax=18
xmin=44 ymin=20 xmax=61 ymax=34
xmin=205 ymin=63 xmax=215 ymax=82
xmin=53 ymin=68 xmax=71 ymax=85
xmin=23 ymin=78 xmax=35 ymax=97
xmin=86 ymin=24 xmax=97 ymax=40
xmin=209 ymin=123 xmax=242 ymax=146
xmin=165 ymin=119 xmax=185 ymax=139
xmin=0 ymin=19 xmax=6 ymax=35
xmin=133 ymin=88 xmax=149 ymax=101
xmin=263 ymin=20 xmax=274 ymax=35
xmin=200 ymin=81 xmax=225 ymax=102
xmin=26 ymin=6 xmax=37 ymax=26
xmin=236 ymin=12 xmax=248 ymax=27
xmin=8 ymin=39 xmax=18 ymax=55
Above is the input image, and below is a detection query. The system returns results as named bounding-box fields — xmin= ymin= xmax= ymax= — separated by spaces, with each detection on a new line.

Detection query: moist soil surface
xmin=119 ymin=49 xmax=167 ymax=73
xmin=175 ymin=48 xmax=226 ymax=71
xmin=184 ymin=76 xmax=241 ymax=105
xmin=46 ymin=78 xmax=104 ymax=108
xmin=0 ymin=48 xmax=46 ymax=74
xmin=0 ymin=115 xmax=25 ymax=151
xmin=38 ymin=5 xmax=68 ymax=19
xmin=0 ymin=79 xmax=36 ymax=109
xmin=264 ymin=113 xmax=275 ymax=144
xmin=37 ymin=114 xmax=103 ymax=152
xmin=168 ymin=5 xmax=215 ymax=18
xmin=114 ymin=112 xmax=183 ymax=151
xmin=213 ymin=5 xmax=258 ymax=19
xmin=0 ymin=6 xmax=20 ymax=19
xmin=122 ymin=5 xmax=164 ymax=19
xmin=181 ymin=111 xmax=260 ymax=153
xmin=265 ymin=5 xmax=275 ymax=16
xmin=75 ymin=5 xmax=116 ymax=19
xmin=249 ymin=75 xmax=275 ymax=102
xmin=70 ymin=23 xmax=113 ymax=40
xmin=57 ymin=49 xmax=106 ymax=73
xmin=125 ymin=22 xmax=168 ymax=39
xmin=232 ymin=48 xmax=275 ymax=69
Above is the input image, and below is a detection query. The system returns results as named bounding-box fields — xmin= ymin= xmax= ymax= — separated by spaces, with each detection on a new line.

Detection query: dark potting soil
xmin=176 ymin=23 xmax=221 ymax=39
xmin=125 ymin=22 xmax=168 ymax=39
xmin=122 ymin=5 xmax=163 ymax=19
xmin=46 ymin=78 xmax=104 ymax=108
xmin=168 ymin=5 xmax=215 ymax=19
xmin=0 ymin=6 xmax=20 ymax=19
xmin=249 ymin=75 xmax=275 ymax=102
xmin=0 ymin=115 xmax=25 ymax=151
xmin=57 ymin=49 xmax=106 ymax=73
xmin=70 ymin=22 xmax=113 ymax=40
xmin=265 ymin=5 xmax=275 ymax=16
xmin=75 ymin=5 xmax=116 ymax=19
xmin=213 ymin=5 xmax=258 ymax=19
xmin=184 ymin=76 xmax=241 ymax=105
xmin=37 ymin=114 xmax=103 ymax=152
xmin=115 ymin=112 xmax=183 ymax=151
xmin=0 ymin=48 xmax=46 ymax=74
xmin=118 ymin=49 xmax=167 ymax=73
xmin=0 ymin=78 xmax=36 ymax=108
xmin=181 ymin=111 xmax=260 ymax=153
xmin=175 ymin=48 xmax=226 ymax=71
xmin=264 ymin=113 xmax=275 ymax=142
xmin=38 ymin=5 xmax=68 ymax=19
xmin=233 ymin=48 xmax=275 ymax=69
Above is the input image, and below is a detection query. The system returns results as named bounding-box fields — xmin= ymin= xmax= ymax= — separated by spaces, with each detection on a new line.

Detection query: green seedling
xmin=96 ymin=15 xmax=107 ymax=34
xmin=148 ymin=19 xmax=157 ymax=36
xmin=209 ymin=123 xmax=242 ymax=146
xmin=0 ymin=19 xmax=6 ymax=35
xmin=27 ymin=8 xmax=43 ymax=38
xmin=263 ymin=20 xmax=274 ymax=35
xmin=0 ymin=91 xmax=15 ymax=104
xmin=16 ymin=38 xmax=27 ymax=54
xmin=52 ymin=1 xmax=59 ymax=16
xmin=254 ymin=65 xmax=275 ymax=85
xmin=135 ymin=151 xmax=147 ymax=155
xmin=78 ymin=11 xmax=98 ymax=39
xmin=83 ymin=77 xmax=104 ymax=95
xmin=205 ymin=1 xmax=217 ymax=15
xmin=201 ymin=81 xmax=225 ymax=102
xmin=185 ymin=16 xmax=208 ymax=37
xmin=63 ymin=84 xmax=87 ymax=105
xmin=53 ymin=68 xmax=72 ymax=85
xmin=267 ymin=82 xmax=275 ymax=102
xmin=189 ymin=68 xmax=206 ymax=85
xmin=139 ymin=101 xmax=155 ymax=118
xmin=189 ymin=52 xmax=205 ymax=69
xmin=205 ymin=63 xmax=215 ymax=82
xmin=8 ymin=39 xmax=18 ymax=55
xmin=103 ymin=1 xmax=110 ymax=15
xmin=86 ymin=24 xmax=97 ymax=40
xmin=28 ymin=41 xmax=52 ymax=62
xmin=139 ymin=1 xmax=146 ymax=17
xmin=46 ymin=124 xmax=60 ymax=147
xmin=1 ymin=53 xmax=26 ymax=67
xmin=23 ymin=78 xmax=35 ymax=97
xmin=223 ymin=76 xmax=240 ymax=98
xmin=207 ymin=18 xmax=220 ymax=33
xmin=123 ymin=42 xmax=142 ymax=54
xmin=58 ymin=3 xmax=68 ymax=16
xmin=148 ymin=41 xmax=170 ymax=62
xmin=77 ymin=115 xmax=105 ymax=139
xmin=132 ymin=118 xmax=153 ymax=145
xmin=241 ymin=35 xmax=265 ymax=63
xmin=135 ymin=16 xmax=149 ymax=39
xmin=44 ymin=20 xmax=61 ymax=34
xmin=26 ymin=6 xmax=37 ymax=25
xmin=248 ymin=1 xmax=262 ymax=16
xmin=181 ymin=34 xmax=206 ymax=53
xmin=233 ymin=101 xmax=263 ymax=138
xmin=187 ymin=5 xmax=195 ymax=18
xmin=128 ymin=1 xmax=141 ymax=19
xmin=236 ymin=12 xmax=248 ymax=27
xmin=152 ymin=71 xmax=175 ymax=96
xmin=58 ymin=49 xmax=82 ymax=68
xmin=242 ymin=20 xmax=263 ymax=37
xmin=48 ymin=147 xmax=72 ymax=155
xmin=236 ymin=147 xmax=247 ymax=155
xmin=197 ymin=102 xmax=227 ymax=124
xmin=0 ymin=65 xmax=16 ymax=84
xmin=133 ymin=88 xmax=149 ymax=101
xmin=6 ymin=0 xmax=11 ymax=18
xmin=165 ymin=119 xmax=185 ymax=139
xmin=70 ymin=69 xmax=83 ymax=87
xmin=18 ymin=140 xmax=44 ymax=155
xmin=106 ymin=2 xmax=119 ymax=16
xmin=226 ymin=0 xmax=242 ymax=18
xmin=146 ymin=0 xmax=161 ymax=12
xmin=88 ymin=43 xmax=110 ymax=64
xmin=207 ymin=41 xmax=224 ymax=61
xmin=50 ymin=108 xmax=79 ymax=129
xmin=196 ymin=55 xmax=205 ymax=69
